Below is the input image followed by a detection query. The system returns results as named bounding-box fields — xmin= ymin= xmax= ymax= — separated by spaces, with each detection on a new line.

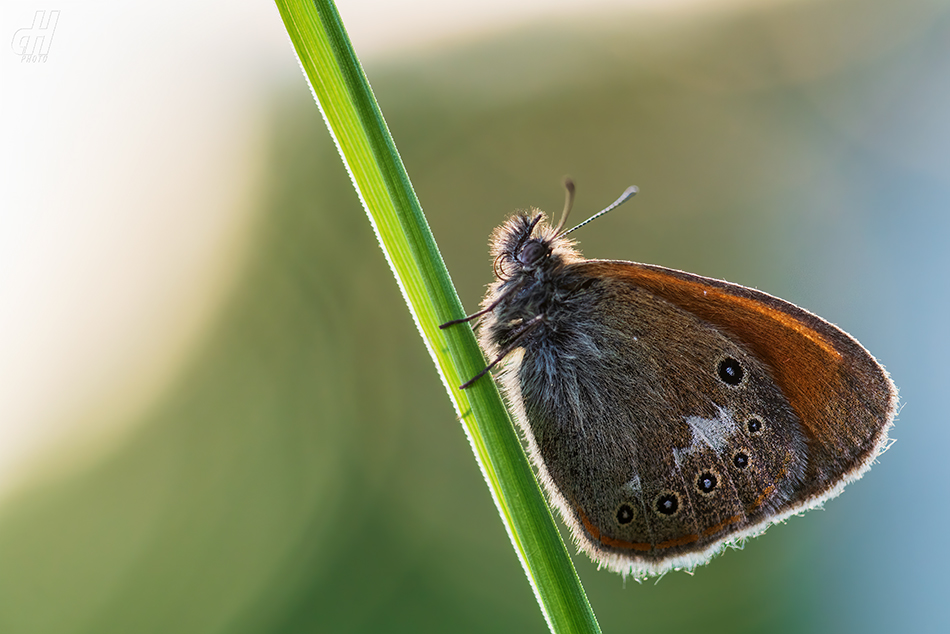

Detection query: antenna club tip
xmin=563 ymin=177 xmax=575 ymax=193
xmin=555 ymin=180 xmax=639 ymax=238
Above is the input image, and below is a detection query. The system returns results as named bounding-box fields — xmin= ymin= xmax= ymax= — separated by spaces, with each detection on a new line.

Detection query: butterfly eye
xmin=746 ymin=417 xmax=764 ymax=434
xmin=615 ymin=503 xmax=636 ymax=525
xmin=695 ymin=470 xmax=719 ymax=495
xmin=717 ymin=357 xmax=744 ymax=386
xmin=518 ymin=240 xmax=548 ymax=266
xmin=654 ymin=492 xmax=680 ymax=516
xmin=732 ymin=450 xmax=751 ymax=470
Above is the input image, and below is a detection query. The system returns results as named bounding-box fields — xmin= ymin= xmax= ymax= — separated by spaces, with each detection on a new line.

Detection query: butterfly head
xmin=488 ymin=182 xmax=638 ymax=282
xmin=490 ymin=213 xmax=579 ymax=281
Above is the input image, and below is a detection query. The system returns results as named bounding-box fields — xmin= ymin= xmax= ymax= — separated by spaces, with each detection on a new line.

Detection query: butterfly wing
xmin=498 ymin=259 xmax=896 ymax=578
xmin=588 ymin=260 xmax=898 ymax=496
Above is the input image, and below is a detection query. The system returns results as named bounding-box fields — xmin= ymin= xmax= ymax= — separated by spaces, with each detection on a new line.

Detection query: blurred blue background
xmin=1 ymin=0 xmax=948 ymax=632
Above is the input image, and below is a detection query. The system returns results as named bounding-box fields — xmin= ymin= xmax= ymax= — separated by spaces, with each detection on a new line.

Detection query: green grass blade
xmin=273 ymin=1 xmax=602 ymax=632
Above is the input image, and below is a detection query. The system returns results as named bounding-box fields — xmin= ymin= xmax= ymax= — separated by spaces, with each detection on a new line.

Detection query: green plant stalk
xmin=274 ymin=1 xmax=601 ymax=632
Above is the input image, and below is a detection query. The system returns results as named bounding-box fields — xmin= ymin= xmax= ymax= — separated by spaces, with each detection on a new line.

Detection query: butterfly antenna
xmin=557 ymin=185 xmax=638 ymax=238
xmin=552 ymin=177 xmax=576 ymax=235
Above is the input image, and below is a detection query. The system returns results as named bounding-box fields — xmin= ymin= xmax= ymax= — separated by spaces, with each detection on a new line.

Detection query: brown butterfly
xmin=441 ymin=181 xmax=897 ymax=579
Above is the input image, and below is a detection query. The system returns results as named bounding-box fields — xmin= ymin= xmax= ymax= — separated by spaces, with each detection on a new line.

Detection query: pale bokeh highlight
xmin=0 ymin=0 xmax=793 ymax=499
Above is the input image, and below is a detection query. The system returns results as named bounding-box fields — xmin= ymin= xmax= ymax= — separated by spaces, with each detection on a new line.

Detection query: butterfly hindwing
xmin=507 ymin=267 xmax=810 ymax=573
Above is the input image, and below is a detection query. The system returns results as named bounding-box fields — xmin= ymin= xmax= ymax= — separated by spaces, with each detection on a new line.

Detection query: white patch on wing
xmin=676 ymin=407 xmax=739 ymax=459
xmin=624 ymin=474 xmax=642 ymax=495
xmin=672 ymin=446 xmax=688 ymax=468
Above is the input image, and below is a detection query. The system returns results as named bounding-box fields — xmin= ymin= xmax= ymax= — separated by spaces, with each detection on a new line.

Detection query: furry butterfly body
xmin=464 ymin=198 xmax=896 ymax=579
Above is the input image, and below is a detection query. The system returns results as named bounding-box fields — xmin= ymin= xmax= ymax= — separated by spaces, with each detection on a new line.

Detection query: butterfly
xmin=442 ymin=181 xmax=897 ymax=578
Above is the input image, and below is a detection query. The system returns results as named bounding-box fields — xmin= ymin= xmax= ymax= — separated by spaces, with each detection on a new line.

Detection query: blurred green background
xmin=2 ymin=0 xmax=948 ymax=632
